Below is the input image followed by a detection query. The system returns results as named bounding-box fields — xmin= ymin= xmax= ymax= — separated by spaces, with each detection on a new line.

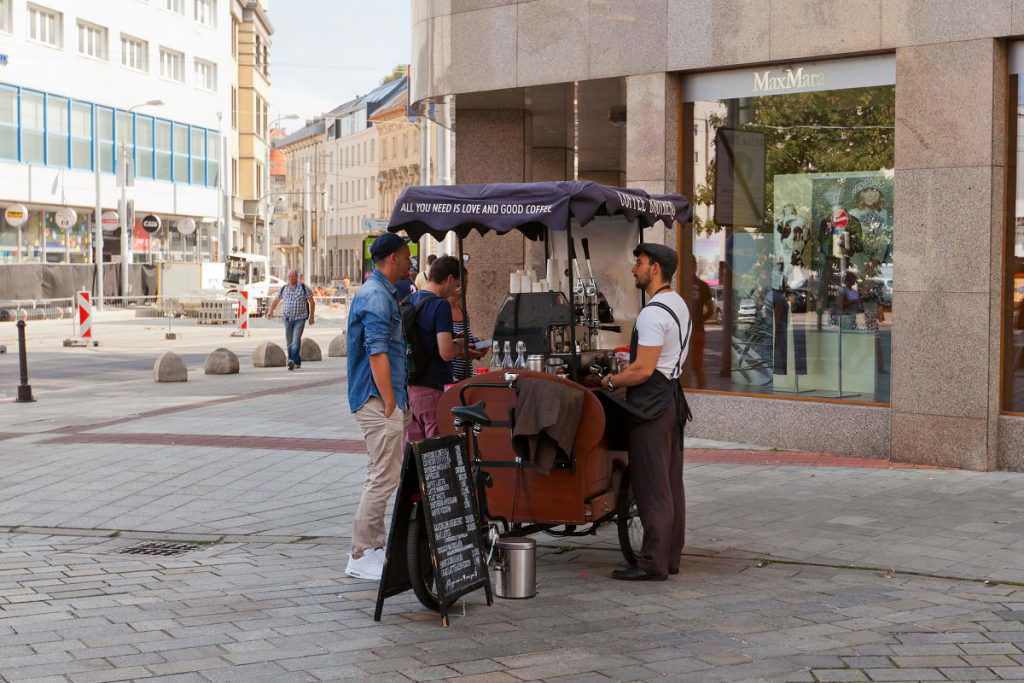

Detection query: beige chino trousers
xmin=351 ymin=397 xmax=410 ymax=553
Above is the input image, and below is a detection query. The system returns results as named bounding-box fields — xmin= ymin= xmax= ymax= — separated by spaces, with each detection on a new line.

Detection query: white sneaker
xmin=345 ymin=551 xmax=383 ymax=580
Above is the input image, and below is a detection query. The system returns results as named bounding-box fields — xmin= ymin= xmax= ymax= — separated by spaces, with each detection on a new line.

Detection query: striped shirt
xmin=450 ymin=319 xmax=479 ymax=382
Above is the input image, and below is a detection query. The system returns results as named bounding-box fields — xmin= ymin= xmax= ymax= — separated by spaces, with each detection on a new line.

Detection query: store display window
xmin=683 ymin=57 xmax=895 ymax=404
xmin=1005 ymin=63 xmax=1024 ymax=412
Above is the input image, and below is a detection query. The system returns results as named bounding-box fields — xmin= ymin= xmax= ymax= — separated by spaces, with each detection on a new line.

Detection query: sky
xmin=269 ymin=1 xmax=412 ymax=132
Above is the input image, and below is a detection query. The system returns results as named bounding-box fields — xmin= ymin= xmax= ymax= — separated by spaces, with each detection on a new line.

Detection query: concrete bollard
xmin=327 ymin=333 xmax=346 ymax=357
xmin=252 ymin=341 xmax=286 ymax=368
xmin=204 ymin=347 xmax=240 ymax=375
xmin=153 ymin=351 xmax=188 ymax=383
xmin=300 ymin=338 xmax=322 ymax=362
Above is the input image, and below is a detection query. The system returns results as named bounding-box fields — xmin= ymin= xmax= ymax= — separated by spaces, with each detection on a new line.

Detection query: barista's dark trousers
xmin=628 ymin=403 xmax=685 ymax=577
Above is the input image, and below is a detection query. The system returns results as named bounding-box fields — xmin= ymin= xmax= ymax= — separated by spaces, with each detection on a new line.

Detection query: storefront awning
xmin=387 ymin=181 xmax=692 ymax=241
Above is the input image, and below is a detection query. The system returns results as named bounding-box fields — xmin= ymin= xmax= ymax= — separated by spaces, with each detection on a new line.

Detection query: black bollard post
xmin=16 ymin=320 xmax=34 ymax=403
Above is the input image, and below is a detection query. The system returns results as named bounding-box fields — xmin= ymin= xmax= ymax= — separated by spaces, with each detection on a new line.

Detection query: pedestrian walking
xmin=597 ymin=244 xmax=691 ymax=581
xmin=344 ymin=233 xmax=412 ymax=580
xmin=266 ymin=269 xmax=315 ymax=371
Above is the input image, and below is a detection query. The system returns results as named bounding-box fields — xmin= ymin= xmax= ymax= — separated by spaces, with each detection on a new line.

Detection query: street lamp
xmin=117 ymin=99 xmax=164 ymax=299
xmin=265 ymin=114 xmax=300 ymax=276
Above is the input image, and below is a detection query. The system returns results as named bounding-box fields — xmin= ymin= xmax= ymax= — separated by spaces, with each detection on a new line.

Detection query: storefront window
xmin=684 ymin=67 xmax=895 ymax=404
xmin=1006 ymin=74 xmax=1024 ymax=412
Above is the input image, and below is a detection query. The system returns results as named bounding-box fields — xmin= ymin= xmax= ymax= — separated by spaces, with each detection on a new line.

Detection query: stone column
xmin=454 ymin=109 xmax=528 ymax=341
xmin=625 ymin=72 xmax=682 ymax=247
xmin=891 ymin=40 xmax=1007 ymax=470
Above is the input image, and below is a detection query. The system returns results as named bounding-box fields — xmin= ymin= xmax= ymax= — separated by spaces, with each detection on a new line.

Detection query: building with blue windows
xmin=0 ymin=0 xmax=232 ymax=274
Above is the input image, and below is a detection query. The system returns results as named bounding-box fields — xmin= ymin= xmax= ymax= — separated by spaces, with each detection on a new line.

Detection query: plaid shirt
xmin=277 ymin=283 xmax=310 ymax=320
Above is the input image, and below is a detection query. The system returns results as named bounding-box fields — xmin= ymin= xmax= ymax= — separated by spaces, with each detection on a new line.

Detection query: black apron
xmin=597 ymin=297 xmax=692 ymax=446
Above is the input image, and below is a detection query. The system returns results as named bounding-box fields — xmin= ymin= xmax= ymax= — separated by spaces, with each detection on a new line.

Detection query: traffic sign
xmin=141 ymin=214 xmax=161 ymax=234
xmin=177 ymin=217 xmax=196 ymax=235
xmin=101 ymin=210 xmax=120 ymax=232
xmin=4 ymin=204 xmax=28 ymax=227
xmin=55 ymin=207 xmax=78 ymax=229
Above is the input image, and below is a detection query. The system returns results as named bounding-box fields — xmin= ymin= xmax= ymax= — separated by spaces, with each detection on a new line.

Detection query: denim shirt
xmin=346 ymin=270 xmax=408 ymax=414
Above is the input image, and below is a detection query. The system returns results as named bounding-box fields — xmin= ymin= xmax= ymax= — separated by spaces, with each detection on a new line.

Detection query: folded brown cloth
xmin=512 ymin=377 xmax=584 ymax=474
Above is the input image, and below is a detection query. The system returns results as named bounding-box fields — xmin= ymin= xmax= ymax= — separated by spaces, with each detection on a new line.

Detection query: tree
xmin=381 ymin=64 xmax=408 ymax=85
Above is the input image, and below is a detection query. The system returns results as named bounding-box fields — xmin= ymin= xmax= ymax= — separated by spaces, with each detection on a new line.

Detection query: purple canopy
xmin=386 ymin=181 xmax=692 ymax=241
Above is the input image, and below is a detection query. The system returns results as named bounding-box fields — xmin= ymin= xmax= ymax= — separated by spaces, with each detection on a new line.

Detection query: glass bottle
xmin=501 ymin=340 xmax=514 ymax=370
xmin=490 ymin=341 xmax=503 ymax=369
xmin=514 ymin=341 xmax=527 ymax=369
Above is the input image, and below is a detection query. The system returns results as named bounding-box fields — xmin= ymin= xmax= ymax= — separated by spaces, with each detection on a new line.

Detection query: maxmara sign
xmin=753 ymin=67 xmax=825 ymax=93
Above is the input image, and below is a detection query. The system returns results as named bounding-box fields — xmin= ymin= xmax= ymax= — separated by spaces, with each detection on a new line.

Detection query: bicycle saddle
xmin=450 ymin=401 xmax=491 ymax=427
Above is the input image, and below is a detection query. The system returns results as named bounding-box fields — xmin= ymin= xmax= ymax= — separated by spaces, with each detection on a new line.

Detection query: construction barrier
xmin=231 ymin=290 xmax=249 ymax=338
xmin=76 ymin=290 xmax=93 ymax=340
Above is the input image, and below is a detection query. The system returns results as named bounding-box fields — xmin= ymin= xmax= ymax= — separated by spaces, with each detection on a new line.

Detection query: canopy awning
xmin=386 ymin=181 xmax=692 ymax=241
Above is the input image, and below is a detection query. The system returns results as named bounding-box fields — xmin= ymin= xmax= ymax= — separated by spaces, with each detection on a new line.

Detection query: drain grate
xmin=118 ymin=541 xmax=200 ymax=557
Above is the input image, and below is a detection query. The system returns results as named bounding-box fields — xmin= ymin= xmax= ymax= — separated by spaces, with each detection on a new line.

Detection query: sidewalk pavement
xmin=1 ymin=340 xmax=1024 ymax=681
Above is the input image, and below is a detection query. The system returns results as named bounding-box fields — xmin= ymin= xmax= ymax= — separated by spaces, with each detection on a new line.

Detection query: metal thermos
xmin=526 ymin=354 xmax=544 ymax=372
xmin=490 ymin=536 xmax=536 ymax=599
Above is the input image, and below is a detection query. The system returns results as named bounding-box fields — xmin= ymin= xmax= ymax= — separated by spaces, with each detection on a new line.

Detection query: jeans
xmin=352 ymin=398 xmax=410 ymax=553
xmin=284 ymin=317 xmax=306 ymax=365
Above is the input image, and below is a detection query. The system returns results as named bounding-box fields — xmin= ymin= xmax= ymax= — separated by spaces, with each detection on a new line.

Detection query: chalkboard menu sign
xmin=374 ymin=435 xmax=492 ymax=625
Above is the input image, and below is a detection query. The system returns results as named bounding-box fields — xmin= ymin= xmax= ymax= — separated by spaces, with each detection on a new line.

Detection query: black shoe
xmin=669 ymin=568 xmax=680 ymax=575
xmin=294 ymin=363 xmax=301 ymax=369
xmin=288 ymin=361 xmax=295 ymax=371
xmin=612 ymin=567 xmax=667 ymax=581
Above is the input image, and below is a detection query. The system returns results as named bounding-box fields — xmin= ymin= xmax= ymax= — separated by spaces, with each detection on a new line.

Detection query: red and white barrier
xmin=76 ymin=290 xmax=93 ymax=339
xmin=231 ymin=290 xmax=249 ymax=337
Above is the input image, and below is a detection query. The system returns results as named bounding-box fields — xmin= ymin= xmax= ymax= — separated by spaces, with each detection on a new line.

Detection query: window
xmin=231 ymin=156 xmax=237 ymax=194
xmin=684 ymin=77 xmax=895 ymax=404
xmin=155 ymin=119 xmax=171 ymax=180
xmin=370 ymin=139 xmax=375 ymax=162
xmin=255 ymin=161 xmax=263 ymax=198
xmin=20 ymin=91 xmax=44 ymax=164
xmin=1007 ymin=73 xmax=1024 ymax=411
xmin=262 ymin=43 xmax=269 ymax=77
xmin=162 ymin=0 xmax=184 ymax=14
xmin=255 ymin=35 xmax=262 ymax=69
xmin=0 ymin=86 xmax=16 ymax=159
xmin=254 ymin=95 xmax=263 ymax=138
xmin=160 ymin=48 xmax=185 ymax=82
xmin=194 ymin=59 xmax=216 ymax=91
xmin=231 ymin=86 xmax=237 ymax=128
xmin=694 ymin=151 xmax=699 ymax=164
xmin=77 ymin=21 xmax=108 ymax=60
xmin=121 ymin=34 xmax=148 ymax=71
xmin=0 ymin=0 xmax=12 ymax=33
xmin=172 ymin=123 xmax=188 ymax=182
xmin=135 ymin=115 xmax=154 ymax=179
xmin=194 ymin=0 xmax=215 ymax=27
xmin=71 ymin=102 xmax=94 ymax=170
xmin=190 ymin=127 xmax=204 ymax=183
xmin=231 ymin=17 xmax=238 ymax=58
xmin=28 ymin=4 xmax=61 ymax=47
xmin=207 ymin=132 xmax=220 ymax=187
xmin=45 ymin=95 xmax=69 ymax=166
xmin=97 ymin=106 xmax=114 ymax=173
xmin=262 ymin=99 xmax=268 ymax=138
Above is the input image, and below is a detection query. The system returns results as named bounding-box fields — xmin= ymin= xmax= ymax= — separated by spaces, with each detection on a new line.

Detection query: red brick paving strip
xmin=45 ymin=432 xmax=368 ymax=453
xmin=687 ymin=449 xmax=951 ymax=470
xmin=39 ymin=432 xmax=951 ymax=470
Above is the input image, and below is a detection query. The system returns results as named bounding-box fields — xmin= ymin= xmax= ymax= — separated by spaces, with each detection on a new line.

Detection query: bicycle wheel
xmin=616 ymin=468 xmax=642 ymax=566
xmin=406 ymin=502 xmax=441 ymax=612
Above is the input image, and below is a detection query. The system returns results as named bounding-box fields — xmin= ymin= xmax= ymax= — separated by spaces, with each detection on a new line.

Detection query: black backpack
xmin=400 ymin=292 xmax=436 ymax=384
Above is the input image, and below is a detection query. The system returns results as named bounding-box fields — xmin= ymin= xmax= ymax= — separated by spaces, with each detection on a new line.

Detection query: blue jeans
xmin=284 ymin=317 xmax=306 ymax=365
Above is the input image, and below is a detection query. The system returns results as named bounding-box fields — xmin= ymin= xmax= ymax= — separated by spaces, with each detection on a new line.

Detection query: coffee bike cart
xmin=386 ymin=181 xmax=692 ymax=611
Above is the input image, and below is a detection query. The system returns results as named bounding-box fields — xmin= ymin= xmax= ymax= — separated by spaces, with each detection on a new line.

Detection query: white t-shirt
xmin=635 ymin=290 xmax=691 ymax=380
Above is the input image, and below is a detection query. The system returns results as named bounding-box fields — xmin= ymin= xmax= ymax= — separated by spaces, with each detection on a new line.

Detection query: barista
xmin=598 ymin=244 xmax=691 ymax=581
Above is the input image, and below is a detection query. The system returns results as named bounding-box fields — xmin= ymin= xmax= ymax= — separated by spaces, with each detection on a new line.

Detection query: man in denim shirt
xmin=345 ymin=232 xmax=411 ymax=580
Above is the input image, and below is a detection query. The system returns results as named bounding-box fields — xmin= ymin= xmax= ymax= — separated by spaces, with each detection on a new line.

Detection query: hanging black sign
xmin=374 ymin=435 xmax=491 ymax=625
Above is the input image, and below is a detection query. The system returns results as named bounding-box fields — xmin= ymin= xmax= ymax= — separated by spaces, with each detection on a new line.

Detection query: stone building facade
xmin=411 ymin=0 xmax=1024 ymax=471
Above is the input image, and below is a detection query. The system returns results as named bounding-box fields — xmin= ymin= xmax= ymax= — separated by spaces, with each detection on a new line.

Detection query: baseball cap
xmin=633 ymin=243 xmax=678 ymax=276
xmin=370 ymin=232 xmax=409 ymax=261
